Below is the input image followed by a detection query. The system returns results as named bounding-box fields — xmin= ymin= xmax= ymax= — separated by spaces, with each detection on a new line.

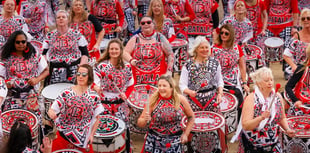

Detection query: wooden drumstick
xmin=145 ymin=84 xmax=151 ymax=114
xmin=268 ymin=83 xmax=281 ymax=111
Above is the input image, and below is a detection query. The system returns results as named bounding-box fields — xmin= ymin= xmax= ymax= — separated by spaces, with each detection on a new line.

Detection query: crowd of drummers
xmin=0 ymin=0 xmax=309 ymax=152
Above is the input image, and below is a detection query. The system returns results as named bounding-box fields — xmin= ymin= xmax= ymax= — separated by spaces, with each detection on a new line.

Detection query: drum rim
xmin=171 ymin=38 xmax=188 ymax=48
xmin=264 ymin=37 xmax=284 ymax=47
xmin=94 ymin=115 xmax=126 ymax=138
xmin=220 ymin=92 xmax=238 ymax=112
xmin=1 ymin=109 xmax=39 ymax=134
xmin=41 ymin=83 xmax=74 ymax=100
xmin=181 ymin=111 xmax=225 ymax=132
xmin=127 ymin=84 xmax=158 ymax=109
xmin=52 ymin=149 xmax=83 ymax=153
xmin=282 ymin=116 xmax=310 ymax=138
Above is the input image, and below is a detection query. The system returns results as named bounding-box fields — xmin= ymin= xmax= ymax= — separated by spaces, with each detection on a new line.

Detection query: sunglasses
xmin=220 ymin=31 xmax=230 ymax=36
xmin=140 ymin=21 xmax=152 ymax=25
xmin=76 ymin=72 xmax=88 ymax=77
xmin=15 ymin=40 xmax=26 ymax=44
xmin=301 ymin=17 xmax=310 ymax=21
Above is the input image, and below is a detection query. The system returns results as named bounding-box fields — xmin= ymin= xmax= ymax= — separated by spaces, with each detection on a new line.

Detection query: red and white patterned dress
xmin=163 ymin=0 xmax=195 ymax=24
xmin=19 ymin=0 xmax=47 ymax=41
xmin=43 ymin=29 xmax=88 ymax=85
xmin=0 ymin=15 xmax=27 ymax=41
xmin=143 ymin=95 xmax=184 ymax=153
xmin=245 ymin=0 xmax=267 ymax=39
xmin=0 ymin=52 xmax=47 ymax=112
xmin=0 ymin=77 xmax=8 ymax=138
xmin=94 ymin=60 xmax=133 ymax=124
xmin=51 ymin=87 xmax=104 ymax=150
xmin=239 ymin=91 xmax=283 ymax=152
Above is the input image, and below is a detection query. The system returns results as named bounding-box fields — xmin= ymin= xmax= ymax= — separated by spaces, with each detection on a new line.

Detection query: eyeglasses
xmin=76 ymin=72 xmax=88 ymax=77
xmin=301 ymin=17 xmax=310 ymax=21
xmin=220 ymin=31 xmax=230 ymax=36
xmin=140 ymin=21 xmax=152 ymax=25
xmin=15 ymin=40 xmax=26 ymax=44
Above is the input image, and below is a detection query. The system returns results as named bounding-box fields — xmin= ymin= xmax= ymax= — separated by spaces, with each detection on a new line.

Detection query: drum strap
xmin=189 ymin=93 xmax=216 ymax=110
xmin=197 ymin=86 xmax=216 ymax=93
xmin=101 ymin=98 xmax=124 ymax=104
xmin=11 ymin=86 xmax=34 ymax=98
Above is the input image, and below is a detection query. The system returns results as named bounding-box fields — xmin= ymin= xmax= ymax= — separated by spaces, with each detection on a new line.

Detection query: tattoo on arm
xmin=187 ymin=116 xmax=194 ymax=121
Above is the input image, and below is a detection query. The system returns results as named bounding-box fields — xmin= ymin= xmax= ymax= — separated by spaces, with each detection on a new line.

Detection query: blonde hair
xmin=147 ymin=0 xmax=165 ymax=32
xmin=69 ymin=0 xmax=88 ymax=23
xmin=149 ymin=75 xmax=180 ymax=110
xmin=188 ymin=36 xmax=211 ymax=57
xmin=234 ymin=0 xmax=247 ymax=16
xmin=300 ymin=8 xmax=310 ymax=27
xmin=250 ymin=67 xmax=273 ymax=85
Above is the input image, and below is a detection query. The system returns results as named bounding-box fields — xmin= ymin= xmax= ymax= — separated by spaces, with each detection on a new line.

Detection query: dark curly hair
xmin=1 ymin=30 xmax=36 ymax=60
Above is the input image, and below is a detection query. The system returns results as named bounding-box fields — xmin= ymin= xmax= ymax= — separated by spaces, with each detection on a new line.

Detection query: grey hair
xmin=188 ymin=36 xmax=211 ymax=57
xmin=250 ymin=67 xmax=273 ymax=85
xmin=56 ymin=10 xmax=70 ymax=19
xmin=300 ymin=8 xmax=310 ymax=27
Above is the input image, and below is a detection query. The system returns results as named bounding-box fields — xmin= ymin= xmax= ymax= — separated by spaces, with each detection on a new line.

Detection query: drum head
xmin=284 ymin=116 xmax=310 ymax=138
xmin=95 ymin=115 xmax=126 ymax=138
xmin=264 ymin=37 xmax=284 ymax=48
xmin=52 ymin=149 xmax=83 ymax=153
xmin=41 ymin=83 xmax=73 ymax=100
xmin=171 ymin=39 xmax=188 ymax=48
xmin=127 ymin=84 xmax=157 ymax=109
xmin=182 ymin=111 xmax=225 ymax=132
xmin=1 ymin=109 xmax=38 ymax=137
xmin=220 ymin=92 xmax=238 ymax=112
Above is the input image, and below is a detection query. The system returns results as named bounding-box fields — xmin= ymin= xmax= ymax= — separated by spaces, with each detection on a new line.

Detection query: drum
xmin=182 ymin=111 xmax=226 ymax=153
xmin=52 ymin=149 xmax=82 ymax=153
xmin=93 ymin=115 xmax=126 ymax=153
xmin=41 ymin=83 xmax=73 ymax=121
xmin=171 ymin=39 xmax=189 ymax=73
xmin=127 ymin=84 xmax=157 ymax=134
xmin=1 ymin=109 xmax=39 ymax=149
xmin=220 ymin=92 xmax=238 ymax=134
xmin=244 ymin=44 xmax=264 ymax=83
xmin=264 ymin=37 xmax=284 ymax=62
xmin=30 ymin=40 xmax=43 ymax=54
xmin=281 ymin=116 xmax=310 ymax=153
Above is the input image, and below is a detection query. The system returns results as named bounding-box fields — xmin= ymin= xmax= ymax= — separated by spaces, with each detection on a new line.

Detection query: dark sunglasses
xmin=220 ymin=31 xmax=230 ymax=36
xmin=76 ymin=72 xmax=88 ymax=77
xmin=140 ymin=21 xmax=152 ymax=25
xmin=15 ymin=40 xmax=27 ymax=44
xmin=301 ymin=17 xmax=310 ymax=21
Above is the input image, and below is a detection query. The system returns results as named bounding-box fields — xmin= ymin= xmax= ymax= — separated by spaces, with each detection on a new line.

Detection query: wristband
xmin=241 ymin=81 xmax=247 ymax=85
xmin=129 ymin=58 xmax=135 ymax=65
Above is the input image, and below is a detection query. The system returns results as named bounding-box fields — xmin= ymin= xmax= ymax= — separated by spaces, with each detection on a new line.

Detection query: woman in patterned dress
xmin=48 ymin=64 xmax=104 ymax=152
xmin=42 ymin=10 xmax=89 ymax=86
xmin=219 ymin=0 xmax=253 ymax=45
xmin=285 ymin=44 xmax=310 ymax=117
xmin=94 ymin=39 xmax=133 ymax=152
xmin=238 ymin=67 xmax=295 ymax=152
xmin=137 ymin=74 xmax=194 ymax=153
xmin=180 ymin=36 xmax=223 ymax=112
xmin=90 ymin=0 xmax=125 ymax=50
xmin=70 ymin=0 xmax=105 ymax=60
xmin=0 ymin=0 xmax=30 ymax=42
xmin=147 ymin=0 xmax=175 ymax=41
xmin=212 ymin=24 xmax=249 ymax=121
xmin=0 ymin=30 xmax=49 ymax=113
xmin=283 ymin=8 xmax=310 ymax=77
xmin=123 ymin=16 xmax=174 ymax=86
xmin=5 ymin=120 xmax=52 ymax=153
xmin=18 ymin=0 xmax=48 ymax=41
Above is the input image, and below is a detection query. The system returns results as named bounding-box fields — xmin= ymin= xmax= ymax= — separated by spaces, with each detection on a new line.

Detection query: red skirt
xmin=52 ymin=131 xmax=94 ymax=153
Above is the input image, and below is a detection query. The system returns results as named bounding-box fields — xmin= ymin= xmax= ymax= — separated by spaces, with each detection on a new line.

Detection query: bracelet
xmin=241 ymin=81 xmax=247 ymax=85
xmin=129 ymin=58 xmax=135 ymax=65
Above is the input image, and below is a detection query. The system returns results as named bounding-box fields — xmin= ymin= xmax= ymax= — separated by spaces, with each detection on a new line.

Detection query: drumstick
xmin=145 ymin=84 xmax=151 ymax=114
xmin=268 ymin=83 xmax=281 ymax=110
xmin=169 ymin=4 xmax=177 ymax=16
xmin=107 ymin=74 xmax=123 ymax=94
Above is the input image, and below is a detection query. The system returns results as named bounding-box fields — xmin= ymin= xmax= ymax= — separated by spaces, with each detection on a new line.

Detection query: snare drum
xmin=171 ymin=39 xmax=189 ymax=73
xmin=264 ymin=37 xmax=284 ymax=62
xmin=93 ymin=115 xmax=126 ymax=153
xmin=1 ymin=109 xmax=39 ymax=149
xmin=30 ymin=40 xmax=43 ymax=54
xmin=41 ymin=83 xmax=73 ymax=121
xmin=281 ymin=116 xmax=310 ymax=153
xmin=127 ymin=84 xmax=157 ymax=134
xmin=182 ymin=111 xmax=226 ymax=153
xmin=220 ymin=92 xmax=238 ymax=134
xmin=52 ymin=149 xmax=82 ymax=153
